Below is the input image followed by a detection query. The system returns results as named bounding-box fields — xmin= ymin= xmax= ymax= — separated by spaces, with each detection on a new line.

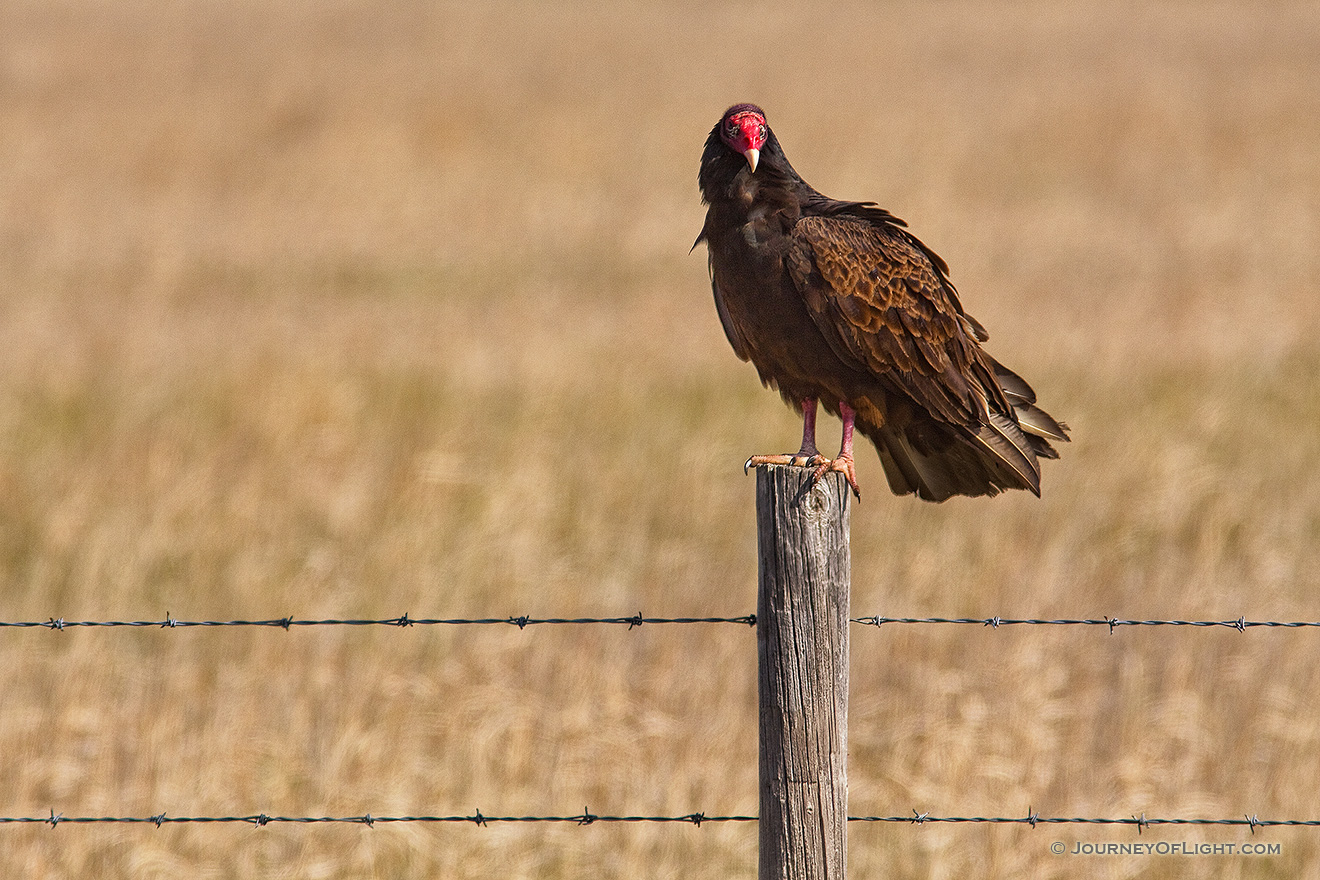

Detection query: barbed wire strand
xmin=7 ymin=614 xmax=1320 ymax=632
xmin=853 ymin=616 xmax=1320 ymax=632
xmin=1 ymin=810 xmax=1313 ymax=832
xmin=4 ymin=614 xmax=757 ymax=631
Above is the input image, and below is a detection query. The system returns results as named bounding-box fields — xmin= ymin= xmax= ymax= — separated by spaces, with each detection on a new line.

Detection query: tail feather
xmin=1014 ymin=402 xmax=1069 ymax=444
xmin=989 ymin=357 xmax=1070 ymax=449
xmin=872 ymin=431 xmax=933 ymax=498
xmin=866 ymin=417 xmax=1035 ymax=502
xmin=990 ymin=359 xmax=1037 ymax=404
xmin=871 ymin=427 xmax=1004 ymax=502
xmin=860 ymin=371 xmax=1069 ymax=502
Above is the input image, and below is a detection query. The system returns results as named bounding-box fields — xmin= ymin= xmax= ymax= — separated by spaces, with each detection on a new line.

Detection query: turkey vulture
xmin=696 ymin=103 xmax=1068 ymax=501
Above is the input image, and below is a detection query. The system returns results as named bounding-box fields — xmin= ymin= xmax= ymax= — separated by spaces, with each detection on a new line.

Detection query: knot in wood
xmin=804 ymin=483 xmax=829 ymax=516
xmin=798 ymin=473 xmax=841 ymax=523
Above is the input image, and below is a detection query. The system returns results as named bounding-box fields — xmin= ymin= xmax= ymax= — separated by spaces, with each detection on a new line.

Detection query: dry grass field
xmin=2 ymin=0 xmax=1320 ymax=876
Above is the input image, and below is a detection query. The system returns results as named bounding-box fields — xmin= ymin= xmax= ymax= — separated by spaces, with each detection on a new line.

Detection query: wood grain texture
xmin=755 ymin=465 xmax=851 ymax=880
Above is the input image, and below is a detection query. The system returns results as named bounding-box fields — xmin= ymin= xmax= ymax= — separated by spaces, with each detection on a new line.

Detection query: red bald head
xmin=719 ymin=104 xmax=768 ymax=173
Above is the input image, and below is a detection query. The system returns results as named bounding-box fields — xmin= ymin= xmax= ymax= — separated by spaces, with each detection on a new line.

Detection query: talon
xmin=745 ymin=453 xmax=818 ymax=471
xmin=810 ymin=454 xmax=861 ymax=500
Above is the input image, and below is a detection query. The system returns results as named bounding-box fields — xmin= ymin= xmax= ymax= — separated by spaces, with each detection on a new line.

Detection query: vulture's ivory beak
xmin=743 ymin=148 xmax=760 ymax=173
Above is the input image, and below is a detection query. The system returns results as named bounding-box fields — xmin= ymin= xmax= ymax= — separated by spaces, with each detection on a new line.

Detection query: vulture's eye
xmin=758 ymin=124 xmax=767 ymax=138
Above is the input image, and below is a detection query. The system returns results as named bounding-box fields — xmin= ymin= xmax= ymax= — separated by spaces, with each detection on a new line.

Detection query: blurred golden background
xmin=2 ymin=0 xmax=1319 ymax=876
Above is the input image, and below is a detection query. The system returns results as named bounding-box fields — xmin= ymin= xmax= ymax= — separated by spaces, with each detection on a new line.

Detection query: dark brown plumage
xmin=696 ymin=104 xmax=1068 ymax=501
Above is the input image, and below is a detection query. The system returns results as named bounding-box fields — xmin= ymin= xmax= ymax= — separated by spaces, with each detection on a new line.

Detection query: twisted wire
xmin=8 ymin=614 xmax=1320 ymax=632
xmin=3 ymin=810 xmax=1309 ymax=832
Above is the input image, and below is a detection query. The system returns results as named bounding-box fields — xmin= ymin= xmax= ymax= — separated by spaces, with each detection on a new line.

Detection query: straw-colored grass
xmin=2 ymin=1 xmax=1319 ymax=876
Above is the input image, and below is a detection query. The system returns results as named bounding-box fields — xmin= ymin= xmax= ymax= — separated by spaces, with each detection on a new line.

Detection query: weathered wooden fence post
xmin=755 ymin=464 xmax=851 ymax=880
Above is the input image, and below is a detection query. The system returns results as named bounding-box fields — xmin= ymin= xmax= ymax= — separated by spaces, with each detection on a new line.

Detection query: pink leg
xmin=745 ymin=399 xmax=862 ymax=498
xmin=837 ymin=402 xmax=856 ymax=461
xmin=744 ymin=397 xmax=827 ymax=473
xmin=797 ymin=398 xmax=821 ymax=459
xmin=810 ymin=402 xmax=861 ymax=499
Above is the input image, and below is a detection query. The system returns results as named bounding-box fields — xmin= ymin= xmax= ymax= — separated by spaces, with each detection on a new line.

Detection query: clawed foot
xmin=811 ymin=453 xmax=861 ymax=500
xmin=744 ymin=452 xmax=828 ymax=473
xmin=744 ymin=452 xmax=861 ymax=500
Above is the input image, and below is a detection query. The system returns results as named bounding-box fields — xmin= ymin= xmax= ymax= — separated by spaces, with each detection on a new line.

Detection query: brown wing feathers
xmin=788 ymin=217 xmax=988 ymax=428
xmin=788 ymin=215 xmax=1061 ymax=500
